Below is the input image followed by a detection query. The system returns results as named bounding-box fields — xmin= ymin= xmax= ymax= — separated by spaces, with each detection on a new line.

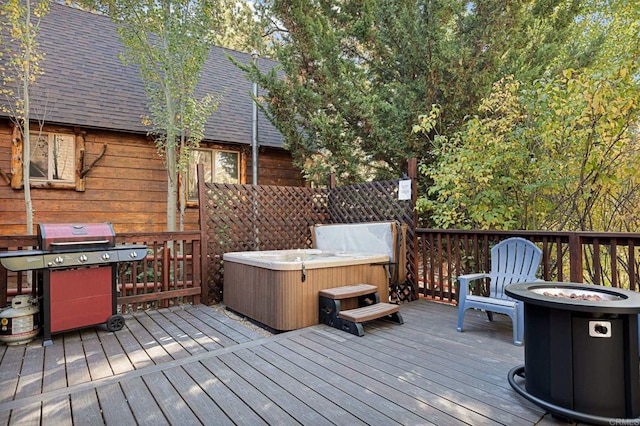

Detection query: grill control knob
xmin=129 ymin=251 xmax=138 ymax=259
xmin=78 ymin=254 xmax=88 ymax=263
xmin=101 ymin=253 xmax=110 ymax=261
xmin=55 ymin=256 xmax=64 ymax=264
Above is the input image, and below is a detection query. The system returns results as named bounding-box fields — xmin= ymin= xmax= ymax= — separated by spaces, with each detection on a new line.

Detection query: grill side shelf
xmin=0 ymin=250 xmax=46 ymax=271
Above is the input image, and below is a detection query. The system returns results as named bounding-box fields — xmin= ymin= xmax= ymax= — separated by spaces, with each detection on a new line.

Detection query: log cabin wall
xmin=0 ymin=120 xmax=305 ymax=235
xmin=250 ymin=148 xmax=308 ymax=187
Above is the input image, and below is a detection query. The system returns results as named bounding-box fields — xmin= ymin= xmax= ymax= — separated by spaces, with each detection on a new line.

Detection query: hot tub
xmin=223 ymin=249 xmax=389 ymax=331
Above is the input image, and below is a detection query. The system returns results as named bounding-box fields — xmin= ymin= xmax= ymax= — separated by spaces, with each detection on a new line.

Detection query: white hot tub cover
xmin=312 ymin=221 xmax=398 ymax=262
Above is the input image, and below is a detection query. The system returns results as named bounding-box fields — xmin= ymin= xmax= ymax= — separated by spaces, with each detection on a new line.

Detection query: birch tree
xmin=0 ymin=0 xmax=49 ymax=234
xmin=86 ymin=0 xmax=221 ymax=231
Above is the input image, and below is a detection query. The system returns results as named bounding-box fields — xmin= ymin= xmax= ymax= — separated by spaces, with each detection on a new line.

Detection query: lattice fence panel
xmin=202 ymin=183 xmax=328 ymax=302
xmin=200 ymin=178 xmax=416 ymax=303
xmin=329 ymin=179 xmax=417 ymax=301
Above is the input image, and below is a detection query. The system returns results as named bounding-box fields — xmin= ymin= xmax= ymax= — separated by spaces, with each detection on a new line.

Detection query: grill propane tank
xmin=0 ymin=295 xmax=40 ymax=345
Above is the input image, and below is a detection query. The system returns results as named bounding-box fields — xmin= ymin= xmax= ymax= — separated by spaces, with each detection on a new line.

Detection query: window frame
xmin=29 ymin=132 xmax=76 ymax=184
xmin=10 ymin=125 xmax=86 ymax=191
xmin=186 ymin=147 xmax=242 ymax=206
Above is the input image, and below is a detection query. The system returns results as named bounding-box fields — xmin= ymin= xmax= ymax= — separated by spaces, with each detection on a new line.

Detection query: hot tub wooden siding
xmin=223 ymin=261 xmax=389 ymax=331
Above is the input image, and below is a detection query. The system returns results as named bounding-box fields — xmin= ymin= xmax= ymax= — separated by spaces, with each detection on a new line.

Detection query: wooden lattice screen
xmin=198 ymin=165 xmax=417 ymax=304
xmin=198 ymin=177 xmax=329 ymax=303
xmin=328 ymin=180 xmax=417 ymax=301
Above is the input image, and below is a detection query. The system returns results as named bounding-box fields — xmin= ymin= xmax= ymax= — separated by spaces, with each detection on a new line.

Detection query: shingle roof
xmin=1 ymin=3 xmax=284 ymax=148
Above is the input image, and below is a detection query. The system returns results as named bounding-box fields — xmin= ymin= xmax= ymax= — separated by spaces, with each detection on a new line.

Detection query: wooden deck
xmin=0 ymin=300 xmax=571 ymax=425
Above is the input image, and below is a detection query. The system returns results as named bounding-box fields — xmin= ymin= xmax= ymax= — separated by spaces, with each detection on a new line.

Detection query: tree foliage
xmin=249 ymin=0 xmax=583 ymax=185
xmin=416 ymin=0 xmax=640 ymax=232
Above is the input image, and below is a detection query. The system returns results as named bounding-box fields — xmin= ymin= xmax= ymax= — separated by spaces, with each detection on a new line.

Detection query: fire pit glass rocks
xmin=506 ymin=282 xmax=640 ymax=425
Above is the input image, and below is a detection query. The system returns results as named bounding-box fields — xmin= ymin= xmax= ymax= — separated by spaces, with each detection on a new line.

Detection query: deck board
xmin=8 ymin=401 xmax=41 ymax=425
xmin=96 ymin=383 xmax=136 ymax=426
xmin=43 ymin=341 xmax=68 ymax=392
xmin=181 ymin=362 xmax=267 ymax=425
xmin=97 ymin=331 xmax=133 ymax=376
xmin=281 ymin=337 xmax=450 ymax=425
xmin=155 ymin=307 xmax=223 ymax=352
xmin=233 ymin=347 xmax=366 ymax=425
xmin=348 ymin=324 xmax=540 ymax=421
xmin=0 ymin=345 xmax=24 ymax=403
xmin=14 ymin=344 xmax=43 ymax=398
xmin=192 ymin=304 xmax=269 ymax=341
xmin=119 ymin=377 xmax=169 ymax=426
xmin=135 ymin=311 xmax=192 ymax=361
xmin=0 ymin=300 xmax=577 ymax=425
xmin=300 ymin=330 xmax=531 ymax=425
xmin=142 ymin=371 xmax=201 ymax=425
xmin=200 ymin=355 xmax=300 ymax=425
xmin=161 ymin=366 xmax=235 ymax=426
xmin=125 ymin=312 xmax=173 ymax=365
xmin=112 ymin=322 xmax=154 ymax=370
xmin=63 ymin=332 xmax=91 ymax=386
xmin=70 ymin=389 xmax=103 ymax=426
xmin=263 ymin=340 xmax=410 ymax=425
xmin=83 ymin=334 xmax=113 ymax=381
xmin=41 ymin=396 xmax=71 ymax=426
xmin=217 ymin=351 xmax=331 ymax=425
xmin=148 ymin=309 xmax=207 ymax=356
xmin=256 ymin=343 xmax=395 ymax=426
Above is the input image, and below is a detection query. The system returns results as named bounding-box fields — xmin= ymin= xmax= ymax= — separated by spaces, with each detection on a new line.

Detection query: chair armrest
xmin=457 ymin=273 xmax=490 ymax=299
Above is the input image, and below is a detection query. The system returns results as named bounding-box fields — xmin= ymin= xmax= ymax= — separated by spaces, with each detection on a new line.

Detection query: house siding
xmin=0 ymin=120 xmax=305 ymax=235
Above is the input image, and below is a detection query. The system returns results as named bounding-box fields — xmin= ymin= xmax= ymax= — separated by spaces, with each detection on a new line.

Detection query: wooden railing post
xmin=569 ymin=233 xmax=583 ymax=283
xmin=408 ymin=158 xmax=419 ymax=299
xmin=197 ymin=164 xmax=210 ymax=305
xmin=0 ymin=264 xmax=7 ymax=307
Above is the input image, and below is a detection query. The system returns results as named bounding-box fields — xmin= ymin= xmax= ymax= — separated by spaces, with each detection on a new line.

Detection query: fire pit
xmin=0 ymin=223 xmax=146 ymax=346
xmin=506 ymin=282 xmax=640 ymax=424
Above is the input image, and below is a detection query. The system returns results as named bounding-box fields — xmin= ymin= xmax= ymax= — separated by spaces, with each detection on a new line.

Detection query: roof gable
xmin=1 ymin=3 xmax=283 ymax=148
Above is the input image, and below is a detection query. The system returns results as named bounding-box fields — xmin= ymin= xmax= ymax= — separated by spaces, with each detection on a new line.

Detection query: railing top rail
xmin=116 ymin=231 xmax=201 ymax=240
xmin=416 ymin=228 xmax=640 ymax=240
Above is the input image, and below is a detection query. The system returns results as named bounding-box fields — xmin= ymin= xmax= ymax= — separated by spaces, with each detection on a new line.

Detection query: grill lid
xmin=38 ymin=223 xmax=115 ymax=251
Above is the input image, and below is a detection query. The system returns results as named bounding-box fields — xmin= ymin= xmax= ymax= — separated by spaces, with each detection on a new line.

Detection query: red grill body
xmin=0 ymin=223 xmax=146 ymax=346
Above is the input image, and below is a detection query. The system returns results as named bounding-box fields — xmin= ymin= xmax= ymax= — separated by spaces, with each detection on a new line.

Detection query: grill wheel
xmin=106 ymin=314 xmax=125 ymax=332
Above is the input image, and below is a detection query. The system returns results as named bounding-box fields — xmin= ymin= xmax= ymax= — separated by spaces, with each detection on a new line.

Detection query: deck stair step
xmin=319 ymin=283 xmax=403 ymax=336
xmin=319 ymin=284 xmax=378 ymax=300
xmin=338 ymin=303 xmax=401 ymax=323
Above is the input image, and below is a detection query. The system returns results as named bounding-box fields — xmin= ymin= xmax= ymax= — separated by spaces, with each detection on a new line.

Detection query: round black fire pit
xmin=506 ymin=282 xmax=640 ymax=425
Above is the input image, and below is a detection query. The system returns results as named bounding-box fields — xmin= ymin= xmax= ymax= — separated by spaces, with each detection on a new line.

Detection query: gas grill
xmin=0 ymin=223 xmax=146 ymax=346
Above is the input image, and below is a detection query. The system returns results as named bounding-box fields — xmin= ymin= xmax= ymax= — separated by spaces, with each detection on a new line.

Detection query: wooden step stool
xmin=319 ymin=284 xmax=403 ymax=336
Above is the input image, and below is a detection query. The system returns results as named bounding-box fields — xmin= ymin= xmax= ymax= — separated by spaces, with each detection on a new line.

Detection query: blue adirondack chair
xmin=456 ymin=237 xmax=542 ymax=346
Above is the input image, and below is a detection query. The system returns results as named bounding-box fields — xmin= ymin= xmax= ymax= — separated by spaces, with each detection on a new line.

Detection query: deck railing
xmin=416 ymin=229 xmax=640 ymax=304
xmin=0 ymin=231 xmax=202 ymax=313
xmin=3 ymin=228 xmax=640 ymax=309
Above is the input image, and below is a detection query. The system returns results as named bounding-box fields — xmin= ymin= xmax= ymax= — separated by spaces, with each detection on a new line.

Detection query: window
xmin=29 ymin=133 xmax=75 ymax=183
xmin=187 ymin=148 xmax=240 ymax=201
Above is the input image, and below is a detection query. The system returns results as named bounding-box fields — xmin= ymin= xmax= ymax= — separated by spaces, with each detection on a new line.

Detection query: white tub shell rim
xmin=222 ymin=249 xmax=389 ymax=271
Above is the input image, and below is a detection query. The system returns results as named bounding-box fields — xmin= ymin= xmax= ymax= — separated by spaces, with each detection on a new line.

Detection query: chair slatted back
xmin=488 ymin=237 xmax=542 ymax=300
